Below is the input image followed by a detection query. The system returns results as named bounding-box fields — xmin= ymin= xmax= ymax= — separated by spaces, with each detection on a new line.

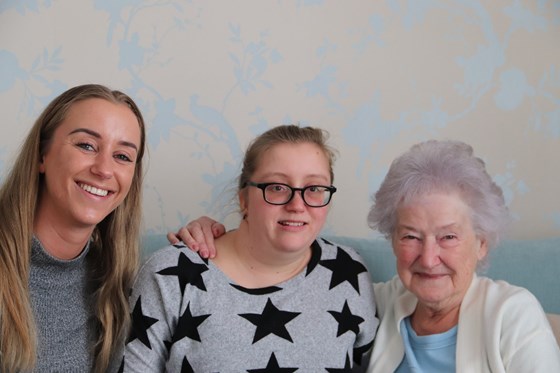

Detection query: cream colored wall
xmin=1 ymin=1 xmax=559 ymax=239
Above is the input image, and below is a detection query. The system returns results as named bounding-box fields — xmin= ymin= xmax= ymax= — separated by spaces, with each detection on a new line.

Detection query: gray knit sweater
xmin=29 ymin=237 xmax=95 ymax=372
xmin=121 ymin=238 xmax=378 ymax=372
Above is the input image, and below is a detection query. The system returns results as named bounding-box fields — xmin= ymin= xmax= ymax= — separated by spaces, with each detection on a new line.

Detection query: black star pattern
xmin=325 ymin=353 xmax=352 ymax=372
xmin=328 ymin=300 xmax=365 ymax=337
xmin=321 ymin=237 xmax=335 ymax=246
xmin=157 ymin=251 xmax=209 ymax=295
xmin=181 ymin=356 xmax=194 ymax=373
xmin=305 ymin=240 xmax=322 ymax=276
xmin=353 ymin=338 xmax=374 ymax=366
xmin=230 ymin=283 xmax=282 ymax=295
xmin=171 ymin=302 xmax=211 ymax=344
xmin=127 ymin=295 xmax=159 ymax=349
xmin=239 ymin=298 xmax=301 ymax=344
xmin=163 ymin=339 xmax=172 ymax=353
xmin=172 ymin=243 xmax=210 ymax=265
xmin=247 ymin=352 xmax=299 ymax=372
xmin=320 ymin=247 xmax=367 ymax=293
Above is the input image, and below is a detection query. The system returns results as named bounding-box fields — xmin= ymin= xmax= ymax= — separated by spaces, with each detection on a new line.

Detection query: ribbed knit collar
xmin=31 ymin=236 xmax=91 ymax=267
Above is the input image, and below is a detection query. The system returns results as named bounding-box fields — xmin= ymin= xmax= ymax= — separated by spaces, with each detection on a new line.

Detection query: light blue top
xmin=395 ymin=317 xmax=457 ymax=373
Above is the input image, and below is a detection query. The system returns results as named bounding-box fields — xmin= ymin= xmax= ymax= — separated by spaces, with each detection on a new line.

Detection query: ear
xmin=477 ymin=237 xmax=488 ymax=260
xmin=238 ymin=190 xmax=247 ymax=214
xmin=38 ymin=156 xmax=46 ymax=174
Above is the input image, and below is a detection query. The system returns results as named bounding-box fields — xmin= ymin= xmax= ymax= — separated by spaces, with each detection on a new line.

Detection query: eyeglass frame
xmin=244 ymin=181 xmax=337 ymax=208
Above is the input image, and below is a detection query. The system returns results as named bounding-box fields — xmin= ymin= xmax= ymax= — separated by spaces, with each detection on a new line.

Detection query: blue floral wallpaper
xmin=1 ymin=0 xmax=559 ymax=239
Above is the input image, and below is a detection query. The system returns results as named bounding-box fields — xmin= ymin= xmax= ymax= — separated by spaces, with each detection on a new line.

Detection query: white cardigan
xmin=368 ymin=275 xmax=560 ymax=373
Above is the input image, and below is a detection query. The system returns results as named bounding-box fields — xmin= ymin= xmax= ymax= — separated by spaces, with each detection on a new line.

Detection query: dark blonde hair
xmin=0 ymin=84 xmax=146 ymax=373
xmin=238 ymin=124 xmax=336 ymax=194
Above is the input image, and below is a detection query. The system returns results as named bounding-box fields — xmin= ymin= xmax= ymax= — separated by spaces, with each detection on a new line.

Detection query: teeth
xmin=79 ymin=183 xmax=109 ymax=197
xmin=281 ymin=221 xmax=304 ymax=227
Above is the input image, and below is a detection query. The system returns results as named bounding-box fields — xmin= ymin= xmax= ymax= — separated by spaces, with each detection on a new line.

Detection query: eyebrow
xmin=397 ymin=223 xmax=460 ymax=232
xmin=259 ymin=172 xmax=330 ymax=182
xmin=69 ymin=128 xmax=138 ymax=152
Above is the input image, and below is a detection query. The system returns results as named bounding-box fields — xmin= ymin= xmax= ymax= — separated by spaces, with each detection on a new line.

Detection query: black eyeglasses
xmin=245 ymin=181 xmax=337 ymax=207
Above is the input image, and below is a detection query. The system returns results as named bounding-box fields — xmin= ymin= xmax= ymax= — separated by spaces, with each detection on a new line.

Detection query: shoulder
xmin=316 ymin=236 xmax=367 ymax=263
xmin=471 ymin=276 xmax=540 ymax=307
xmin=315 ymin=237 xmax=376 ymax=303
xmin=373 ymin=276 xmax=405 ymax=296
xmin=139 ymin=242 xmax=208 ymax=274
xmin=466 ymin=277 xmax=560 ymax=369
xmin=467 ymin=276 xmax=549 ymax=328
xmin=373 ymin=276 xmax=408 ymax=313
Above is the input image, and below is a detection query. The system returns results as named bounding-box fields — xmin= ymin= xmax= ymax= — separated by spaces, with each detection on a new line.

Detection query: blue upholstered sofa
xmin=142 ymin=234 xmax=560 ymax=341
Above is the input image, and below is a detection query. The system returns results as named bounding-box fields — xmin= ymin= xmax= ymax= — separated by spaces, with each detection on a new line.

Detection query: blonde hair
xmin=239 ymin=124 xmax=336 ymax=192
xmin=0 ymin=84 xmax=146 ymax=373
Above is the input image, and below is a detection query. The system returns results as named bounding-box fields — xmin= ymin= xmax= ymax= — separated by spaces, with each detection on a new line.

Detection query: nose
xmin=90 ymin=152 xmax=114 ymax=179
xmin=419 ymin=237 xmax=441 ymax=268
xmin=285 ymin=190 xmax=306 ymax=211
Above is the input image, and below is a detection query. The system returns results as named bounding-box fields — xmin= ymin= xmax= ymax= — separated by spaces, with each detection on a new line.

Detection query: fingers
xmin=166 ymin=227 xmax=202 ymax=253
xmin=211 ymin=222 xmax=226 ymax=238
xmin=167 ymin=216 xmax=225 ymax=259
xmin=203 ymin=221 xmax=226 ymax=258
xmin=191 ymin=216 xmax=223 ymax=258
xmin=166 ymin=232 xmax=181 ymax=245
xmin=175 ymin=224 xmax=204 ymax=254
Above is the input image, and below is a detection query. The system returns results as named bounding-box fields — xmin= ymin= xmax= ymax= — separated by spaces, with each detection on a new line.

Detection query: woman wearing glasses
xmin=120 ymin=125 xmax=378 ymax=372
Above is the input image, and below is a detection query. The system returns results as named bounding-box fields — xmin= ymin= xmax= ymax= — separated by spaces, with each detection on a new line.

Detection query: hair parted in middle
xmin=367 ymin=139 xmax=510 ymax=250
xmin=0 ymin=83 xmax=146 ymax=373
xmin=238 ymin=124 xmax=337 ymax=194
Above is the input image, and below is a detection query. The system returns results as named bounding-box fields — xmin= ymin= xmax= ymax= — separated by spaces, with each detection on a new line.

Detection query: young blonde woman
xmin=122 ymin=125 xmax=377 ymax=372
xmin=0 ymin=84 xmax=146 ymax=373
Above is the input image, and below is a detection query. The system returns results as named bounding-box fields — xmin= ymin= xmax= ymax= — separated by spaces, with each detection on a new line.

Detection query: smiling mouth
xmin=416 ymin=273 xmax=447 ymax=279
xmin=79 ymin=183 xmax=110 ymax=197
xmin=279 ymin=221 xmax=306 ymax=227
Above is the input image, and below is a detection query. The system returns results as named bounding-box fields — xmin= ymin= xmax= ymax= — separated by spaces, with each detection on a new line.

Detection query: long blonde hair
xmin=0 ymin=84 xmax=146 ymax=373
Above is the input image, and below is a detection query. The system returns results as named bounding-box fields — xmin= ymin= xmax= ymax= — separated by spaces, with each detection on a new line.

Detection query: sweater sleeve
xmin=352 ymin=250 xmax=379 ymax=372
xmin=122 ymin=246 xmax=191 ymax=372
xmin=459 ymin=277 xmax=560 ymax=373
xmin=496 ymin=285 xmax=560 ymax=372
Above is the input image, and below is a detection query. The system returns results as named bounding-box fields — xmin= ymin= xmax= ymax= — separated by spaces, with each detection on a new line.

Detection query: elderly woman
xmin=366 ymin=140 xmax=560 ymax=372
xmin=177 ymin=139 xmax=560 ymax=372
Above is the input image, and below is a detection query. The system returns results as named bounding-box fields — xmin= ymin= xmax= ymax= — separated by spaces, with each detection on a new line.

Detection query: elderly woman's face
xmin=392 ymin=191 xmax=487 ymax=312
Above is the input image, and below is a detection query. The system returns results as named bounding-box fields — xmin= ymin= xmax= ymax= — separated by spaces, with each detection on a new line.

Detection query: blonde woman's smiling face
xmin=37 ymin=98 xmax=141 ymax=231
xmin=392 ymin=191 xmax=488 ymax=312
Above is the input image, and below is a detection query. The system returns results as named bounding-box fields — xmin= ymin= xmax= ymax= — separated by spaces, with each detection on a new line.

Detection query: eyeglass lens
xmin=263 ymin=184 xmax=331 ymax=206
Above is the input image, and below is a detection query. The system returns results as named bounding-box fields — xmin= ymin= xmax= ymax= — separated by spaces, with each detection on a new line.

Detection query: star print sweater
xmin=120 ymin=238 xmax=378 ymax=372
xmin=29 ymin=237 xmax=95 ymax=372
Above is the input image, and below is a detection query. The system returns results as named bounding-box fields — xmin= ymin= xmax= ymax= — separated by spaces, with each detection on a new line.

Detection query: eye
xmin=267 ymin=184 xmax=290 ymax=193
xmin=76 ymin=142 xmax=95 ymax=151
xmin=438 ymin=234 xmax=460 ymax=248
xmin=403 ymin=234 xmax=419 ymax=241
xmin=115 ymin=153 xmax=133 ymax=162
xmin=307 ymin=186 xmax=327 ymax=193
